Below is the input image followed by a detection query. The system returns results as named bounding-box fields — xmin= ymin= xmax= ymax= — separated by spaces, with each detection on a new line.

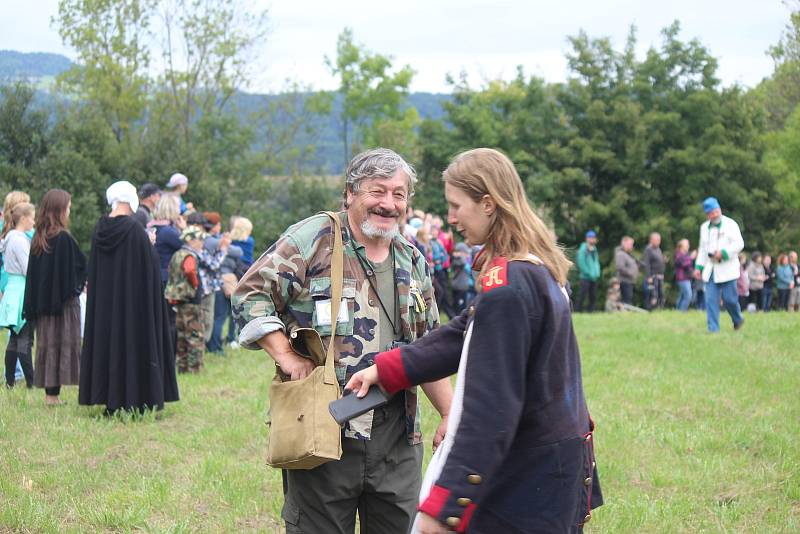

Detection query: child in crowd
xmin=0 ymin=203 xmax=35 ymax=388
xmin=606 ymin=277 xmax=646 ymax=313
xmin=1 ymin=190 xmax=32 ymax=382
xmin=165 ymin=227 xmax=207 ymax=373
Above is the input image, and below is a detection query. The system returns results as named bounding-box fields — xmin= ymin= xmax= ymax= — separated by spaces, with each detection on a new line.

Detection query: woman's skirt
xmin=34 ymin=297 xmax=81 ymax=388
xmin=0 ymin=273 xmax=27 ymax=334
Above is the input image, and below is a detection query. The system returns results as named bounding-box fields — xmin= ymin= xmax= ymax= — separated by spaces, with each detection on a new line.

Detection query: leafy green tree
xmin=55 ymin=0 xmax=154 ymax=147
xmin=0 ymin=82 xmax=110 ymax=250
xmin=256 ymin=83 xmax=333 ymax=176
xmin=155 ymin=0 xmax=268 ymax=143
xmin=753 ymin=2 xmax=800 ymax=130
xmin=0 ymin=83 xmax=49 ymax=170
xmin=326 ymin=28 xmax=418 ymax=162
xmin=418 ymin=21 xmax=786 ymax=281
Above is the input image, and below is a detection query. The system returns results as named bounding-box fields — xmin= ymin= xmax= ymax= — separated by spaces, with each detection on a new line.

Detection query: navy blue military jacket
xmin=376 ymin=257 xmax=603 ymax=533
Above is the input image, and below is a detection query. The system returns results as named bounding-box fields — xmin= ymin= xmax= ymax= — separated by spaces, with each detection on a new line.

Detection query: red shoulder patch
xmin=481 ymin=256 xmax=508 ymax=292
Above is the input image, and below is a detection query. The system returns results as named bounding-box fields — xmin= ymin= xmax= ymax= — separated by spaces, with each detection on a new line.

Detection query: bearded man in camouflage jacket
xmin=233 ymin=148 xmax=453 ymax=533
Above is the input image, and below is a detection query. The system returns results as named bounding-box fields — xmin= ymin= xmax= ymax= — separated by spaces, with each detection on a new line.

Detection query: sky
xmin=0 ymin=0 xmax=792 ymax=94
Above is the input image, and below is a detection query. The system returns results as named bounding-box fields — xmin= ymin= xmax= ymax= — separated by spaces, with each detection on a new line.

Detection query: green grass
xmin=1 ymin=311 xmax=799 ymax=532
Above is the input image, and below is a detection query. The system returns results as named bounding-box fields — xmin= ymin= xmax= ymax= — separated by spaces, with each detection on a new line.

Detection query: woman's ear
xmin=482 ymin=195 xmax=496 ymax=216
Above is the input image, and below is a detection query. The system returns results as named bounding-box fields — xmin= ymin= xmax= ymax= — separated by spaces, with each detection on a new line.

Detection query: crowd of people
xmin=399 ymin=208 xmax=479 ymax=319
xmin=0 ymin=175 xmax=254 ymax=412
xmin=575 ymin=223 xmax=800 ymax=316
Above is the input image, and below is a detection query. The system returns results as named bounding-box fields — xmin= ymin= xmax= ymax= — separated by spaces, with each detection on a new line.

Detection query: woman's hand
xmin=344 ymin=366 xmax=380 ymax=397
xmin=417 ymin=513 xmax=450 ymax=533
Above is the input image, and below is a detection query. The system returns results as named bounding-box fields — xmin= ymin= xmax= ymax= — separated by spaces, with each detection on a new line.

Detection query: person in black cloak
xmin=79 ymin=181 xmax=179 ymax=414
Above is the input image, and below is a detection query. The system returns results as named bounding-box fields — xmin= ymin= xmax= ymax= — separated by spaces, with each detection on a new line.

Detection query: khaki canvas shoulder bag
xmin=266 ymin=211 xmax=343 ymax=469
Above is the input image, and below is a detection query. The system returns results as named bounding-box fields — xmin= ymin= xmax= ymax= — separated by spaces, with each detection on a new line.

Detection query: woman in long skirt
xmin=23 ymin=189 xmax=86 ymax=405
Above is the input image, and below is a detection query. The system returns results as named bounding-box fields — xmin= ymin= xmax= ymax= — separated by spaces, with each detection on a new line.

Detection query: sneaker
xmin=734 ymin=319 xmax=744 ymax=331
xmin=228 ymin=341 xmax=240 ymax=349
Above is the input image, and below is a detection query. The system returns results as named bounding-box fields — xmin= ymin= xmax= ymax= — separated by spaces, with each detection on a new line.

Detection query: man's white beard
xmin=361 ymin=219 xmax=399 ymax=241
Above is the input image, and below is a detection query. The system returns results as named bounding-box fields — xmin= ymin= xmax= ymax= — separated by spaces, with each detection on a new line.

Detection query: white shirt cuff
xmin=238 ymin=316 xmax=286 ymax=350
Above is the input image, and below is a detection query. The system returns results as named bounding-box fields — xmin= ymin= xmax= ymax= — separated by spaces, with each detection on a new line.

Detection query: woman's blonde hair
xmin=230 ymin=216 xmax=253 ymax=241
xmin=3 ymin=191 xmax=30 ymax=232
xmin=154 ymin=193 xmax=181 ymax=222
xmin=1 ymin=202 xmax=35 ymax=239
xmin=443 ymin=148 xmax=571 ymax=285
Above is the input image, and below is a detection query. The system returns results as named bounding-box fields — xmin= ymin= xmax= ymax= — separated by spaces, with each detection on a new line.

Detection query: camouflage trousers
xmin=175 ymin=303 xmax=204 ymax=372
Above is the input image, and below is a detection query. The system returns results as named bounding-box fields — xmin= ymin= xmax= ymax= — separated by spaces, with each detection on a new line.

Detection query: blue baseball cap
xmin=585 ymin=230 xmax=597 ymax=238
xmin=702 ymin=197 xmax=720 ymax=213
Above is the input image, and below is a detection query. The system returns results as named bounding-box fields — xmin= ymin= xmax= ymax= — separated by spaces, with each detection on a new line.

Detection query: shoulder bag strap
xmin=322 ymin=211 xmax=343 ymax=386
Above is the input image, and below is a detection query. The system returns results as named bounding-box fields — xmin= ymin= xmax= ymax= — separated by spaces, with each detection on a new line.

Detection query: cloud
xmin=0 ymin=0 xmax=790 ymax=93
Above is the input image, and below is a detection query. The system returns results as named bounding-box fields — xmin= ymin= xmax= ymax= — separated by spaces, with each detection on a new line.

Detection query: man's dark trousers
xmin=620 ymin=281 xmax=634 ymax=305
xmin=575 ymin=279 xmax=597 ymax=312
xmin=281 ymin=394 xmax=423 ymax=533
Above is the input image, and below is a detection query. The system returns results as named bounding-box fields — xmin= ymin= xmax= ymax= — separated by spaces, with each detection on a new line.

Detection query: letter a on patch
xmin=482 ymin=257 xmax=508 ymax=292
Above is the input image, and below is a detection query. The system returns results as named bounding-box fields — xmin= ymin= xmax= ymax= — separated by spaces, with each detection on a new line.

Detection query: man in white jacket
xmin=694 ymin=197 xmax=745 ymax=332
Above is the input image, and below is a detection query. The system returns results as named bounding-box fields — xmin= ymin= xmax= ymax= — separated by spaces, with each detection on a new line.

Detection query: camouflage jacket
xmin=165 ymin=247 xmax=202 ymax=304
xmin=233 ymin=212 xmax=439 ymax=444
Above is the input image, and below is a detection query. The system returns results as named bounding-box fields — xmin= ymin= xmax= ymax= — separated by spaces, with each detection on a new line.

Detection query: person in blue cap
xmin=694 ymin=197 xmax=745 ymax=332
xmin=575 ymin=230 xmax=601 ymax=312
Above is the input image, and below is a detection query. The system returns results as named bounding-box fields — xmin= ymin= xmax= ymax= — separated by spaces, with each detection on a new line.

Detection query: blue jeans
xmin=704 ymin=275 xmax=743 ymax=332
xmin=676 ymin=280 xmax=692 ymax=311
xmin=762 ymin=288 xmax=773 ymax=311
xmin=207 ymin=289 xmax=230 ymax=353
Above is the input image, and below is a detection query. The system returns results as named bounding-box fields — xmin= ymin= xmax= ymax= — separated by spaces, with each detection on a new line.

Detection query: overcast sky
xmin=0 ymin=0 xmax=792 ymax=93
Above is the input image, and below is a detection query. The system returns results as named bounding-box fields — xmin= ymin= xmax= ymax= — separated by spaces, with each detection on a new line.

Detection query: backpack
xmin=165 ymin=248 xmax=201 ymax=304
xmin=234 ymin=258 xmax=251 ymax=280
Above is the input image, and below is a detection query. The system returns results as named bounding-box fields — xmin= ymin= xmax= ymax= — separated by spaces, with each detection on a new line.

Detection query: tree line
xmin=1 ymin=0 xmax=799 ymax=282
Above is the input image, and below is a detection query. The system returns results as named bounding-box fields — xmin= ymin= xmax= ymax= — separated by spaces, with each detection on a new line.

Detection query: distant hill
xmin=234 ymin=91 xmax=452 ymax=173
xmin=0 ymin=50 xmax=73 ymax=79
xmin=0 ymin=50 xmax=451 ymax=172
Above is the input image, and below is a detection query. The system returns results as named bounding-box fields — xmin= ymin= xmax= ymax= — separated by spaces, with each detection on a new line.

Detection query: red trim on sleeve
xmin=481 ymin=256 xmax=508 ymax=292
xmin=417 ymin=484 xmax=450 ymax=519
xmin=457 ymin=503 xmax=477 ymax=533
xmin=375 ymin=348 xmax=410 ymax=394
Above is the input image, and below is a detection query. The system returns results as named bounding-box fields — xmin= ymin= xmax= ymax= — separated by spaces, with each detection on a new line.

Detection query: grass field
xmin=1 ymin=311 xmax=799 ymax=532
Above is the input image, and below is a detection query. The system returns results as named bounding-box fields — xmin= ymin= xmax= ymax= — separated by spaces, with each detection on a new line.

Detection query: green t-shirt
xmin=370 ymin=253 xmax=399 ymax=350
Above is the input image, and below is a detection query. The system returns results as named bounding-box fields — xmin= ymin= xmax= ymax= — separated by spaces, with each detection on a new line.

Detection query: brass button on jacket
xmin=446 ymin=517 xmax=461 ymax=528
xmin=456 ymin=497 xmax=472 ymax=507
xmin=467 ymin=474 xmax=482 ymax=484
xmin=584 ymin=477 xmax=593 ymax=486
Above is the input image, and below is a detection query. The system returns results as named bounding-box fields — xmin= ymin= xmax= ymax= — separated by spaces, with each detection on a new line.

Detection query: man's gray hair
xmin=345 ymin=148 xmax=417 ymax=197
